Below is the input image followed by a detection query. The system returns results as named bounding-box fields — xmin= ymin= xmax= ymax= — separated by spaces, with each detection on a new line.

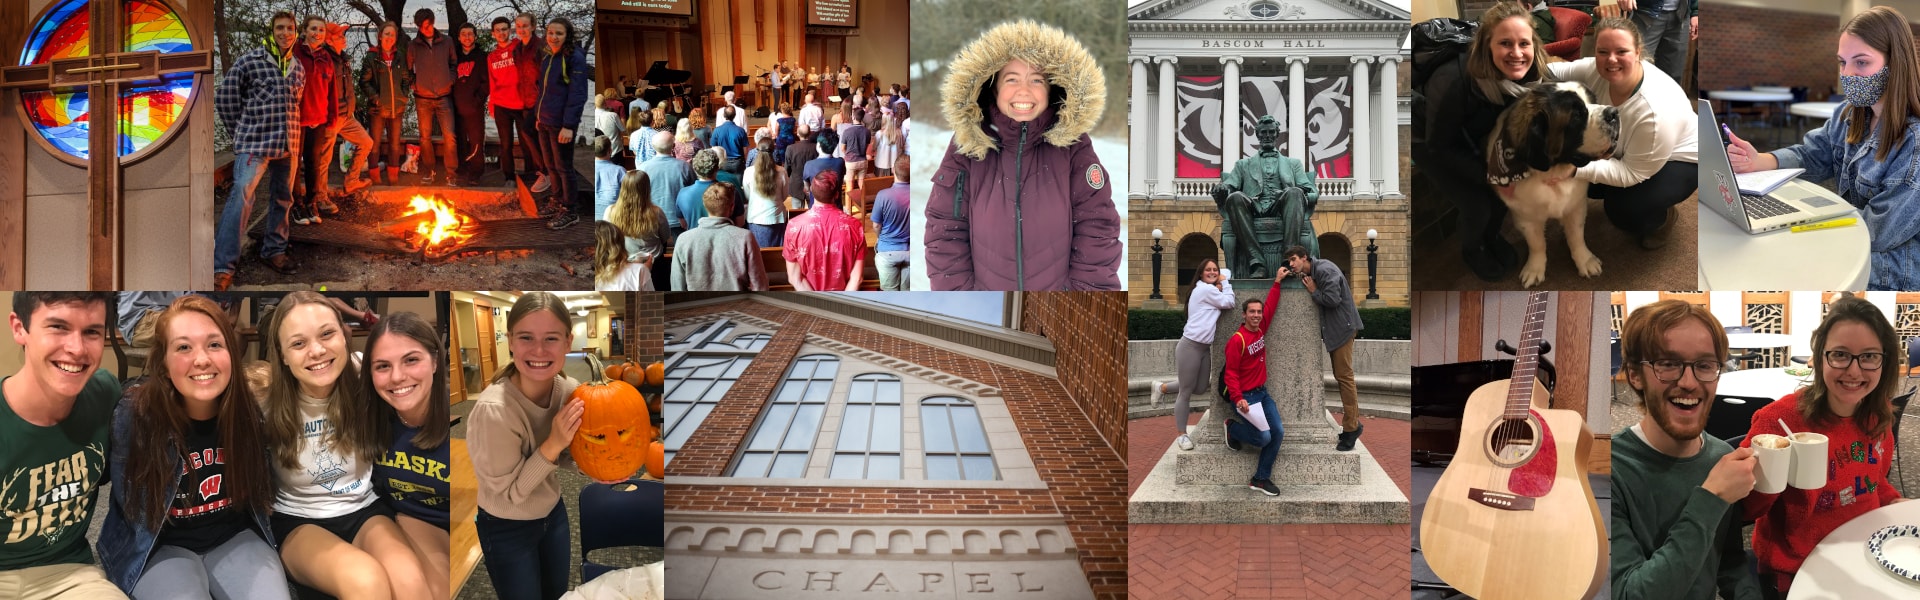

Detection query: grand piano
xmin=641 ymin=60 xmax=694 ymax=115
xmin=1410 ymin=339 xmax=1557 ymax=466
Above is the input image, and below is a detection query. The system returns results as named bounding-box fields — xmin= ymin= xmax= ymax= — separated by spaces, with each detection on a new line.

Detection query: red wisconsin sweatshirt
xmin=1738 ymin=390 xmax=1901 ymax=591
xmin=1222 ymin=280 xmax=1282 ymax=406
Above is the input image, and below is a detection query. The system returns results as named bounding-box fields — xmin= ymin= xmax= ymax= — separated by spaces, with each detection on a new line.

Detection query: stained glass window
xmin=18 ymin=0 xmax=196 ymax=160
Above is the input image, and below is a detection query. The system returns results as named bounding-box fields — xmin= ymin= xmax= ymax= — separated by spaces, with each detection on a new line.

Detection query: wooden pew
xmin=659 ymin=244 xmax=882 ymax=290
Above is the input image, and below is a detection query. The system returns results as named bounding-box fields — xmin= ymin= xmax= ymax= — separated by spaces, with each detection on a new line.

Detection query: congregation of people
xmin=592 ymin=67 xmax=913 ymax=292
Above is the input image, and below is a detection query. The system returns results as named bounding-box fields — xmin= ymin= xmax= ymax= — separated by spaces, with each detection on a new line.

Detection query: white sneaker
xmin=1176 ymin=434 xmax=1194 ymax=451
xmin=531 ymin=173 xmax=552 ymax=193
xmin=1148 ymin=380 xmax=1166 ymax=408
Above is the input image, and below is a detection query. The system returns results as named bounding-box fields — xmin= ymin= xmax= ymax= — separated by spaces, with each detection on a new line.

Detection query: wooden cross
xmin=0 ymin=0 xmax=211 ymax=289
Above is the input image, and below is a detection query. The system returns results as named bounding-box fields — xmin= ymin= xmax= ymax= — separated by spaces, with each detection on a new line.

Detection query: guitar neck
xmin=1504 ymin=292 xmax=1550 ymax=418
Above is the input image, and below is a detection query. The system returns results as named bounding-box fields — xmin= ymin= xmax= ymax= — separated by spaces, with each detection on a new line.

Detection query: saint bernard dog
xmin=1485 ymin=81 xmax=1621 ymax=288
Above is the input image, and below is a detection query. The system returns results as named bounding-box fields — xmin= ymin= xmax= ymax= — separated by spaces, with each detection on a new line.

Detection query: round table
xmin=1710 ymin=90 xmax=1796 ymax=103
xmin=1728 ymin=332 xmax=1794 ymax=350
xmin=1788 ymin=500 xmax=1920 ymax=599
xmin=1715 ymin=367 xmax=1809 ymax=401
xmin=1754 ymin=86 xmax=1793 ymax=93
xmin=1791 ymin=102 xmax=1843 ymax=119
xmin=1697 ymin=202 xmax=1869 ymax=290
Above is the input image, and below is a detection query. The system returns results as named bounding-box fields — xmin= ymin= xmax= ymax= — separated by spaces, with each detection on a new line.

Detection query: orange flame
xmin=401 ymin=195 xmax=474 ymax=249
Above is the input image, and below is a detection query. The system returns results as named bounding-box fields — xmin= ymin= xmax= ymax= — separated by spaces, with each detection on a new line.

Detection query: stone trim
xmin=665 ymin=511 xmax=1080 ymax=556
xmin=806 ymin=334 xmax=1002 ymax=397
xmin=668 ymin=310 xmax=784 ymax=332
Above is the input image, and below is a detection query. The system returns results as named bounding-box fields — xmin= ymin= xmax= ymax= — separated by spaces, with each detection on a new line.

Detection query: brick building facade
xmin=662 ymin=293 xmax=1127 ymax=599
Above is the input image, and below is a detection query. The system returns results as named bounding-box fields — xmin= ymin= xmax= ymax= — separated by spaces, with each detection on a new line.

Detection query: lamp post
xmin=1364 ymin=228 xmax=1381 ymax=303
xmin=1150 ymin=229 xmax=1166 ymax=301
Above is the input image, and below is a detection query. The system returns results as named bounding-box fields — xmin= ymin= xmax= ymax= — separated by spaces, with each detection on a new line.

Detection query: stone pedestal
xmin=1130 ymin=287 xmax=1410 ymax=524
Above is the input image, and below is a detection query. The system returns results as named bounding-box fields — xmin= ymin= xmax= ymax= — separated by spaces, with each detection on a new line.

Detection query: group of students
xmin=1612 ymin=297 xmax=1909 ymax=599
xmin=591 ymin=84 xmax=915 ymax=292
xmin=214 ymin=10 xmax=591 ymax=290
xmin=767 ymin=61 xmax=862 ymax=112
xmin=0 ymin=291 xmax=450 ymax=600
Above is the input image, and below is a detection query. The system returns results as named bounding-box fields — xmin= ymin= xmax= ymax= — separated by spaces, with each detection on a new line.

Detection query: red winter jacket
xmin=1223 ymin=280 xmax=1282 ymax=404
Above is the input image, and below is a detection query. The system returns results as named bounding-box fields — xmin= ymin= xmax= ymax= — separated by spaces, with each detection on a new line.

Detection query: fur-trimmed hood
xmin=941 ymin=19 xmax=1106 ymax=160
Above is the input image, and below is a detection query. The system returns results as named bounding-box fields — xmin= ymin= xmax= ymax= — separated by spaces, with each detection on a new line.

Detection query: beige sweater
xmin=466 ymin=374 xmax=580 ymax=520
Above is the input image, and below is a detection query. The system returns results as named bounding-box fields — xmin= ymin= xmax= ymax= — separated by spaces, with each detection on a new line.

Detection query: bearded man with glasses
xmin=1610 ymin=299 xmax=1763 ymax=600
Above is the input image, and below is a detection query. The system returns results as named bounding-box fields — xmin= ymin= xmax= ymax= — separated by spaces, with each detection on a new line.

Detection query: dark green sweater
xmin=1610 ymin=426 xmax=1761 ymax=600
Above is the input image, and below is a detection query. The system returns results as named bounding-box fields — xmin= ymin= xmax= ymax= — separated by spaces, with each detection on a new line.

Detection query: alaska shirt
xmin=0 ymin=370 xmax=120 ymax=570
xmin=156 ymin=417 xmax=249 ymax=553
xmin=271 ymin=394 xmax=376 ymax=519
xmin=1739 ymin=391 xmax=1902 ymax=591
xmin=374 ymin=415 xmax=450 ymax=530
xmin=1611 ymin=426 xmax=1760 ymax=600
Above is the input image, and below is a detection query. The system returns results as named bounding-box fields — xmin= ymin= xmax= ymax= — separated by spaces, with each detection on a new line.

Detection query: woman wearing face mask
xmin=1543 ymin=17 xmax=1697 ymax=250
xmin=260 ymin=292 xmax=430 ymax=599
xmin=924 ymin=19 xmax=1122 ymax=291
xmin=1411 ymin=2 xmax=1545 ymax=281
xmin=362 ymin=312 xmax=452 ymax=600
xmin=1144 ymin=259 xmax=1235 ymax=452
xmin=99 ymin=296 xmax=290 ymax=599
xmin=466 ymin=292 xmax=586 ymax=600
xmin=1737 ymin=296 xmax=1908 ymax=599
xmin=1727 ymin=6 xmax=1920 ymax=290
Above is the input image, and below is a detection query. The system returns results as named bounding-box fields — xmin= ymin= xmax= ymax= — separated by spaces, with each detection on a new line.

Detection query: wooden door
xmin=448 ymin=304 xmax=466 ymax=404
xmin=474 ymin=304 xmax=496 ymax=381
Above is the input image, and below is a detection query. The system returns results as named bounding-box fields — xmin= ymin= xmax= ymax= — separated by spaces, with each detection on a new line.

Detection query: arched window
xmin=921 ymin=397 xmax=997 ymax=480
xmin=829 ymin=374 xmax=902 ymax=479
xmin=733 ymin=355 xmax=839 ymax=477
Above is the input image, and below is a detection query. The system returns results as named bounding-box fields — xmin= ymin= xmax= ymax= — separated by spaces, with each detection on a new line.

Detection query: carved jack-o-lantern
xmin=569 ymin=373 xmax=653 ymax=481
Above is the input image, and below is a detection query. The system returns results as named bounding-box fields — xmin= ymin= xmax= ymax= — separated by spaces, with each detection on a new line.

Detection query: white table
xmin=1715 ymin=367 xmax=1809 ymax=401
xmin=1791 ymin=102 xmax=1843 ymax=119
xmin=1728 ymin=332 xmax=1794 ymax=350
xmin=1697 ymin=195 xmax=1869 ymax=290
xmin=1753 ymin=86 xmax=1793 ymax=94
xmin=1710 ymin=90 xmax=1796 ymax=103
xmin=1788 ymin=500 xmax=1920 ymax=599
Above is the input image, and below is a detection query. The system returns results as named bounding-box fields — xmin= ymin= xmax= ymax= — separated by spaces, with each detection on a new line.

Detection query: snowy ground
xmin=909 ymin=123 xmax=1130 ymax=290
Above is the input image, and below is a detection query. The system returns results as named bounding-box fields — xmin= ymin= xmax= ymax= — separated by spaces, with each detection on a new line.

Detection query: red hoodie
xmin=292 ymin=42 xmax=335 ymax=128
xmin=1222 ymin=280 xmax=1283 ymax=405
xmin=1739 ymin=390 xmax=1901 ymax=592
xmin=487 ymin=38 xmax=526 ymax=110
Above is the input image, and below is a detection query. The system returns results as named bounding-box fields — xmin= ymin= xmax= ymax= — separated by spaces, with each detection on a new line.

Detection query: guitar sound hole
xmin=1484 ymin=417 xmax=1539 ymax=467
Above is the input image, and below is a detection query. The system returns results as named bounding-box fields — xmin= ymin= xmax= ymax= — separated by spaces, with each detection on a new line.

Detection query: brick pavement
xmin=1128 ymin=412 xmax=1412 ymax=599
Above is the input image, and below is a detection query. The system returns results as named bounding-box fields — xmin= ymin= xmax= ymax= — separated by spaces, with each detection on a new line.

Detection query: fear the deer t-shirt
xmin=0 ymin=370 xmax=119 ymax=570
xmin=155 ymin=417 xmax=249 ymax=553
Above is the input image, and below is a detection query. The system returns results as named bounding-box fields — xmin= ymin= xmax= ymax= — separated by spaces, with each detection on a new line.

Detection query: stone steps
xmin=1129 ymin=435 xmax=1410 ymax=524
xmin=1128 ymin=381 xmax=1409 ymax=421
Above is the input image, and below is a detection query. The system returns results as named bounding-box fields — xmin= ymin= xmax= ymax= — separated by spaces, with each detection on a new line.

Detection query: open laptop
xmin=1698 ymin=99 xmax=1852 ymax=233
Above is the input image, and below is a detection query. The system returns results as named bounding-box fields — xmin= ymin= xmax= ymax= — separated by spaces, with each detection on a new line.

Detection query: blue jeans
xmin=749 ymin=223 xmax=785 ymax=248
xmin=876 ymin=250 xmax=910 ymax=290
xmin=476 ymin=502 xmax=569 ymax=600
xmin=415 ymin=95 xmax=457 ymax=177
xmin=214 ymin=152 xmax=292 ymax=274
xmin=1226 ymin=387 xmax=1284 ymax=481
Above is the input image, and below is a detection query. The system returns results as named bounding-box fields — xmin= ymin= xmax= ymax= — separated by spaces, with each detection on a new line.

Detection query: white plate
xmin=1868 ymin=525 xmax=1920 ymax=584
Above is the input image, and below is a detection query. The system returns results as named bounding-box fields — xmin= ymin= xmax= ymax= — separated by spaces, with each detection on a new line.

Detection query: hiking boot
xmin=532 ymin=172 xmax=552 ymax=193
xmin=547 ymin=209 xmax=579 ymax=230
xmin=1335 ymin=423 xmax=1365 ymax=452
xmin=1176 ymin=434 xmax=1194 ymax=451
xmin=316 ymin=196 xmax=340 ymax=215
xmin=1148 ymin=380 xmax=1166 ymax=408
xmin=345 ymin=177 xmax=372 ymax=193
xmin=1249 ymin=478 xmax=1280 ymax=496
xmin=261 ymin=254 xmax=298 ymax=275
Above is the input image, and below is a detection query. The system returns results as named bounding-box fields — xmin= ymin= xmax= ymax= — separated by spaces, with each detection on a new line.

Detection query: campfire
xmin=387 ymin=194 xmax=477 ymax=259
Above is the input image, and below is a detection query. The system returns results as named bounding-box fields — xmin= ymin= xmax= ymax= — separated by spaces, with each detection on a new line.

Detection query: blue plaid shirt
xmin=216 ymin=41 xmax=304 ymax=158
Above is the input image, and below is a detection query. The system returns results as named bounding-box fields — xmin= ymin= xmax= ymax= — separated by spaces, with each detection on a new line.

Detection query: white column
xmin=1130 ymin=56 xmax=1149 ymax=195
xmin=1287 ymin=56 xmax=1308 ymax=167
xmin=1379 ymin=55 xmax=1403 ymax=199
xmin=1350 ymin=56 xmax=1372 ymax=199
xmin=1156 ymin=56 xmax=1178 ymax=197
xmin=1220 ymin=56 xmax=1243 ymax=170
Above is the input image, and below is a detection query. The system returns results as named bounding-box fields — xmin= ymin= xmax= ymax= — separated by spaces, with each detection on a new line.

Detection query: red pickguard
xmin=1507 ymin=409 xmax=1557 ymax=498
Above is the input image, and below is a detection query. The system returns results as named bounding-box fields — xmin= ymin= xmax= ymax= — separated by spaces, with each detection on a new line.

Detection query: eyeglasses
xmin=1823 ymin=350 xmax=1885 ymax=370
xmin=1639 ymin=359 xmax=1722 ymax=383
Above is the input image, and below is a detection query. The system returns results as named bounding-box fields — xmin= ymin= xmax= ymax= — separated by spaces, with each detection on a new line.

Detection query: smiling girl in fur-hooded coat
xmin=924 ymin=20 xmax=1123 ymax=291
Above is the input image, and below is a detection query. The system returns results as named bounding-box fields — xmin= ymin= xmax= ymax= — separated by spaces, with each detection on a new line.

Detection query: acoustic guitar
xmin=1420 ymin=292 xmax=1606 ymax=599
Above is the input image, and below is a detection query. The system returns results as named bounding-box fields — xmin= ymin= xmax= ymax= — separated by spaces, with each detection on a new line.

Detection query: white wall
xmin=1618 ymin=291 xmax=1901 ymax=358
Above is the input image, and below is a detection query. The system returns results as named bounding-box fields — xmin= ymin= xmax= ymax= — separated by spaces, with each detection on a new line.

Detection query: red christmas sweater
xmin=1222 ymin=280 xmax=1282 ymax=406
xmin=1738 ymin=390 xmax=1900 ymax=591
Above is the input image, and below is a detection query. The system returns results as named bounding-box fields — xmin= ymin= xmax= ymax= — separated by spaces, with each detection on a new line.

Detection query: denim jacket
xmin=1774 ymin=107 xmax=1920 ymax=289
xmin=97 ymin=393 xmax=278 ymax=594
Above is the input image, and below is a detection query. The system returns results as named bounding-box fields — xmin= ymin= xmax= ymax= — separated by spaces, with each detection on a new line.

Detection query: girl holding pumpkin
xmin=466 ymin=291 xmax=586 ymax=600
xmin=260 ymin=291 xmax=432 ymax=599
xmin=362 ymin=312 xmax=452 ymax=600
xmin=98 ymin=295 xmax=292 ymax=599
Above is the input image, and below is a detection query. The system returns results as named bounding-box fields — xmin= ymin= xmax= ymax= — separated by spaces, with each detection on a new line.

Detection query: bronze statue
xmin=1213 ymin=115 xmax=1320 ymax=280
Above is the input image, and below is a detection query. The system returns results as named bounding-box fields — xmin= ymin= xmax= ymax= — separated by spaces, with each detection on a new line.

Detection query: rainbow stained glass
xmin=17 ymin=0 xmax=195 ymax=160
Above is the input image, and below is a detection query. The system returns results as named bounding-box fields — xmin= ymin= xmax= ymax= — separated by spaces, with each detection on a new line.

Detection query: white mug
xmin=1788 ymin=432 xmax=1830 ymax=490
xmin=1750 ymin=433 xmax=1791 ymax=494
